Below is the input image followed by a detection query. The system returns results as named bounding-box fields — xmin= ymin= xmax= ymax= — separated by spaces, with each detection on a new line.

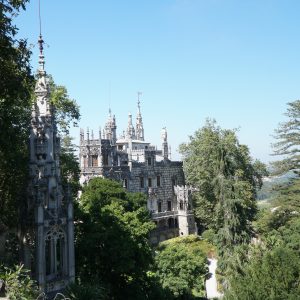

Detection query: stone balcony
xmin=151 ymin=210 xmax=178 ymax=220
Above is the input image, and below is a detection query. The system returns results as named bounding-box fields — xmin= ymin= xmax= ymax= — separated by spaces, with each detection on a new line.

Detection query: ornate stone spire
xmin=136 ymin=92 xmax=144 ymax=141
xmin=25 ymin=11 xmax=75 ymax=293
xmin=33 ymin=34 xmax=51 ymax=117
xmin=126 ymin=113 xmax=136 ymax=140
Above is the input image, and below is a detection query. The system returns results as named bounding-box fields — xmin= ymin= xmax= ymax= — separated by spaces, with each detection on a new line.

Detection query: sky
xmin=14 ymin=0 xmax=300 ymax=163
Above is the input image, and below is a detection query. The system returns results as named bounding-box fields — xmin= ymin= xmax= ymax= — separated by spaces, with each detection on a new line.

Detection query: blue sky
xmin=15 ymin=0 xmax=300 ymax=163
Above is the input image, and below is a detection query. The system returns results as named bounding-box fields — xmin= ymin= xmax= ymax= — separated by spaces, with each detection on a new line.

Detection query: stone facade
xmin=79 ymin=101 xmax=196 ymax=244
xmin=23 ymin=35 xmax=75 ymax=295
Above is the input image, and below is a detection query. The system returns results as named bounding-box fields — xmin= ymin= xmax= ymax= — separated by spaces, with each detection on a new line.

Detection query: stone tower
xmin=174 ymin=186 xmax=196 ymax=236
xmin=25 ymin=35 xmax=75 ymax=294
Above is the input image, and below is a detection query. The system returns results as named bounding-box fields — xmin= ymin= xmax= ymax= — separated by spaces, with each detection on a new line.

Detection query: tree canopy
xmin=272 ymin=100 xmax=300 ymax=175
xmin=0 ymin=0 xmax=33 ymax=231
xmin=155 ymin=235 xmax=210 ymax=299
xmin=225 ymin=177 xmax=300 ymax=299
xmin=75 ymin=177 xmax=156 ymax=299
xmin=179 ymin=120 xmax=264 ymax=241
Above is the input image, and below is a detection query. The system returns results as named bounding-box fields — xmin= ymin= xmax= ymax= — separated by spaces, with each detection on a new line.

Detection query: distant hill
xmin=257 ymin=171 xmax=298 ymax=202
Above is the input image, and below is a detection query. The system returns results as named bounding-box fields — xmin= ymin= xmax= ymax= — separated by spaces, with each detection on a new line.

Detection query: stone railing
xmin=36 ymin=292 xmax=70 ymax=300
xmin=151 ymin=210 xmax=178 ymax=219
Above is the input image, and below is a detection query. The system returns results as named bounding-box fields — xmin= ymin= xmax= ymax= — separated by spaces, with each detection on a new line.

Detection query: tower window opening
xmin=157 ymin=175 xmax=161 ymax=187
xmin=123 ymin=179 xmax=128 ymax=189
xmin=103 ymin=153 xmax=109 ymax=166
xmin=180 ymin=201 xmax=184 ymax=210
xmin=91 ymin=155 xmax=98 ymax=167
xmin=167 ymin=200 xmax=172 ymax=211
xmin=140 ymin=177 xmax=144 ymax=188
xmin=83 ymin=156 xmax=87 ymax=168
xmin=148 ymin=178 xmax=152 ymax=188
xmin=147 ymin=157 xmax=152 ymax=166
xmin=172 ymin=177 xmax=177 ymax=192
xmin=168 ymin=218 xmax=175 ymax=228
xmin=158 ymin=201 xmax=162 ymax=213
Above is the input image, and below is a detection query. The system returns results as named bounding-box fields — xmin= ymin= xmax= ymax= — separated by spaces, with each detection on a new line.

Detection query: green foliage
xmin=224 ymin=246 xmax=300 ymax=300
xmin=75 ymin=178 xmax=155 ymax=299
xmin=272 ymin=100 xmax=300 ymax=175
xmin=179 ymin=120 xmax=261 ymax=237
xmin=255 ymin=178 xmax=300 ymax=235
xmin=179 ymin=119 xmax=263 ymax=282
xmin=0 ymin=0 xmax=33 ymax=232
xmin=60 ymin=136 xmax=81 ymax=198
xmin=155 ymin=235 xmax=209 ymax=299
xmin=66 ymin=282 xmax=108 ymax=300
xmin=0 ymin=264 xmax=38 ymax=299
xmin=48 ymin=75 xmax=80 ymax=135
xmin=224 ymin=176 xmax=300 ymax=298
xmin=201 ymin=229 xmax=216 ymax=245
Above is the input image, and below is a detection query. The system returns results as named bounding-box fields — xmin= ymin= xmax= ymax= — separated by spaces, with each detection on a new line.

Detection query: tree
xmin=154 ymin=235 xmax=210 ymax=299
xmin=75 ymin=178 xmax=156 ymax=299
xmin=60 ymin=135 xmax=81 ymax=199
xmin=179 ymin=120 xmax=266 ymax=291
xmin=48 ymin=75 xmax=80 ymax=135
xmin=272 ymin=100 xmax=300 ymax=175
xmin=224 ymin=246 xmax=300 ymax=300
xmin=179 ymin=120 xmax=262 ymax=238
xmin=0 ymin=0 xmax=33 ymax=232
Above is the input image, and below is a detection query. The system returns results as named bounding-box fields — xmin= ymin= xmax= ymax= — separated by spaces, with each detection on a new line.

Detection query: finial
xmin=37 ymin=0 xmax=45 ymax=73
xmin=137 ymin=91 xmax=142 ymax=113
xmin=161 ymin=127 xmax=168 ymax=142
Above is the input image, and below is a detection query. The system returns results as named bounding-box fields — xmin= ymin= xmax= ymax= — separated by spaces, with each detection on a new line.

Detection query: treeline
xmin=70 ymin=177 xmax=211 ymax=299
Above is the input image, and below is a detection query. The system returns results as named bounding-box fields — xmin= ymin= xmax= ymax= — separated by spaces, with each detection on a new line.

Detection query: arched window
xmin=45 ymin=228 xmax=65 ymax=279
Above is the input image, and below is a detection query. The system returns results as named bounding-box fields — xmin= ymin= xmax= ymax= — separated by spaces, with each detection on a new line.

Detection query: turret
xmin=161 ymin=127 xmax=168 ymax=160
xmin=80 ymin=128 xmax=84 ymax=143
xmin=126 ymin=113 xmax=136 ymax=140
xmin=104 ymin=109 xmax=117 ymax=145
xmin=136 ymin=92 xmax=144 ymax=141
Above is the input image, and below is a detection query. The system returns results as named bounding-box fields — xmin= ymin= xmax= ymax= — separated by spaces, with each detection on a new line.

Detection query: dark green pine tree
xmin=272 ymin=100 xmax=300 ymax=175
